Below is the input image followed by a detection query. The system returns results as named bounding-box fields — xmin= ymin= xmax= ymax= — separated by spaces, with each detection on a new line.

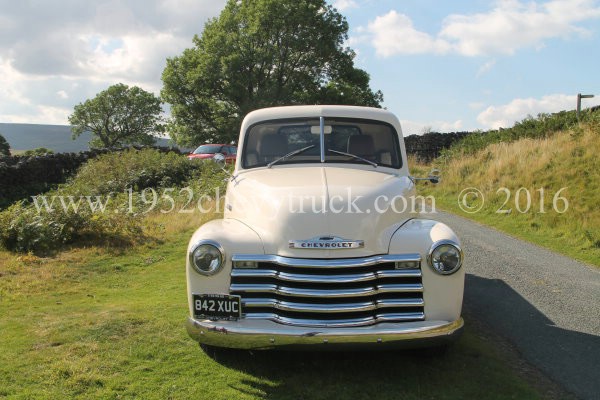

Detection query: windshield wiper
xmin=267 ymin=145 xmax=315 ymax=168
xmin=327 ymin=149 xmax=378 ymax=168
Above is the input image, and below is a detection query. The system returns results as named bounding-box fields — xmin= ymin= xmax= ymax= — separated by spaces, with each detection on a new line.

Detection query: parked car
xmin=186 ymin=105 xmax=464 ymax=350
xmin=187 ymin=144 xmax=236 ymax=163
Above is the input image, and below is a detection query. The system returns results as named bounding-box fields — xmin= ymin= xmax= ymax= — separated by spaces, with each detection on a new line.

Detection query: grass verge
xmin=411 ymin=121 xmax=600 ymax=267
xmin=1 ymin=212 xmax=554 ymax=400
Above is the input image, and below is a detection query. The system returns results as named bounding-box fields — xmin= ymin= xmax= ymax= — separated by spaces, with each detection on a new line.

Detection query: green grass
xmin=411 ymin=120 xmax=600 ymax=267
xmin=0 ymin=148 xmax=229 ymax=254
xmin=442 ymin=108 xmax=598 ymax=157
xmin=419 ymin=193 xmax=600 ymax=268
xmin=0 ymin=215 xmax=549 ymax=400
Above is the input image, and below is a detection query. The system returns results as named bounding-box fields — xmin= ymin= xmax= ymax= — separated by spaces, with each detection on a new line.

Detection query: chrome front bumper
xmin=186 ymin=317 xmax=464 ymax=350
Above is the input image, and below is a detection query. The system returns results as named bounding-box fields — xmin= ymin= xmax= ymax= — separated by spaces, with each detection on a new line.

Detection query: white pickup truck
xmin=186 ymin=105 xmax=464 ymax=350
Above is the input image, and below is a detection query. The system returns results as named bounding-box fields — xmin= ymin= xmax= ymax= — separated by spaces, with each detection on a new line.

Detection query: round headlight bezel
xmin=427 ymin=240 xmax=463 ymax=275
xmin=189 ymin=240 xmax=225 ymax=276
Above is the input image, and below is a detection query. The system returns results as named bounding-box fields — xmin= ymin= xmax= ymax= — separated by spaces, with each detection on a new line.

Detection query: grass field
xmin=411 ymin=121 xmax=600 ymax=267
xmin=0 ymin=210 xmax=555 ymax=400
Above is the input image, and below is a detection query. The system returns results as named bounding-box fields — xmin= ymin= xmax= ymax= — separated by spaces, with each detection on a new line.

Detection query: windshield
xmin=242 ymin=118 xmax=401 ymax=169
xmin=193 ymin=145 xmax=222 ymax=154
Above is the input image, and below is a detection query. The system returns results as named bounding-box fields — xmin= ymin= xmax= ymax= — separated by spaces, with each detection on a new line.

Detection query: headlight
xmin=189 ymin=240 xmax=225 ymax=275
xmin=428 ymin=240 xmax=463 ymax=275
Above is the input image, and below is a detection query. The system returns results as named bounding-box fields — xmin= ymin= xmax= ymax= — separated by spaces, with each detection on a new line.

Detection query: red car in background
xmin=187 ymin=144 xmax=237 ymax=164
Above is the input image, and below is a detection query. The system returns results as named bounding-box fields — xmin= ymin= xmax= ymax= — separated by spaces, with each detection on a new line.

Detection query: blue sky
xmin=0 ymin=0 xmax=599 ymax=135
xmin=340 ymin=0 xmax=600 ymax=133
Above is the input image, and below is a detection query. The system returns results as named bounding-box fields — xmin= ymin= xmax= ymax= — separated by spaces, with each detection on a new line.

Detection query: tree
xmin=0 ymin=132 xmax=10 ymax=156
xmin=161 ymin=0 xmax=383 ymax=146
xmin=23 ymin=147 xmax=54 ymax=156
xmin=69 ymin=83 xmax=164 ymax=149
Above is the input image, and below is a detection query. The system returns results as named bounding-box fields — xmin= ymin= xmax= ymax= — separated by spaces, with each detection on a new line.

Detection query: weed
xmin=0 ymin=149 xmax=228 ymax=254
xmin=416 ymin=121 xmax=600 ymax=266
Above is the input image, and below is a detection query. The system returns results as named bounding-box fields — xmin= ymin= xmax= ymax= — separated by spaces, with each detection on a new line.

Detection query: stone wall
xmin=404 ymin=131 xmax=471 ymax=162
xmin=0 ymin=147 xmax=184 ymax=208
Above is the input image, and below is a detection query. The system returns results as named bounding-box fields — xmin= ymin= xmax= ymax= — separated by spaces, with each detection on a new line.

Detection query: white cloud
xmin=333 ymin=0 xmax=359 ymax=11
xmin=0 ymin=59 xmax=37 ymax=109
xmin=0 ymin=60 xmax=74 ymax=124
xmin=400 ymin=119 xmax=465 ymax=135
xmin=364 ymin=0 xmax=600 ymax=57
xmin=36 ymin=105 xmax=72 ymax=125
xmin=469 ymin=102 xmax=487 ymax=110
xmin=476 ymin=59 xmax=496 ymax=77
xmin=0 ymin=0 xmax=226 ymax=124
xmin=475 ymin=93 xmax=600 ymax=129
xmin=367 ymin=11 xmax=451 ymax=56
xmin=439 ymin=119 xmax=464 ymax=132
xmin=440 ymin=0 xmax=600 ymax=56
xmin=81 ymin=33 xmax=189 ymax=91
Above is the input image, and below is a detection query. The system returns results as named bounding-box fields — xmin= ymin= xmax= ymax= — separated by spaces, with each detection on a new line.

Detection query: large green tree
xmin=0 ymin=132 xmax=10 ymax=156
xmin=69 ymin=83 xmax=164 ymax=149
xmin=161 ymin=0 xmax=383 ymax=146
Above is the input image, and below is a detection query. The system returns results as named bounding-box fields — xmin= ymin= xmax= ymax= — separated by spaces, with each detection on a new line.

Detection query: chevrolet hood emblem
xmin=289 ymin=236 xmax=364 ymax=249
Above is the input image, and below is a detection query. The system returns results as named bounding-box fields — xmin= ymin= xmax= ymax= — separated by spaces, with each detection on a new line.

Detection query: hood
xmin=225 ymin=166 xmax=417 ymax=257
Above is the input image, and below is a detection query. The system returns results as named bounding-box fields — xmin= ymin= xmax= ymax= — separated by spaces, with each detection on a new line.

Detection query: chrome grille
xmin=229 ymin=254 xmax=425 ymax=327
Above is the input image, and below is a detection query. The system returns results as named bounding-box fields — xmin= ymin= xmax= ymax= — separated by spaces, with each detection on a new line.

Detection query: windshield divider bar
xmin=320 ymin=116 xmax=325 ymax=163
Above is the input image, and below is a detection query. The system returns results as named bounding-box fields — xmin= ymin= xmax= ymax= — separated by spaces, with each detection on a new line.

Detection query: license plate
xmin=193 ymin=294 xmax=241 ymax=320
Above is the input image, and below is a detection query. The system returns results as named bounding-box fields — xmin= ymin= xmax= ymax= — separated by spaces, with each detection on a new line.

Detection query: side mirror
xmin=411 ymin=168 xmax=441 ymax=184
xmin=212 ymin=153 xmax=237 ymax=183
xmin=428 ymin=168 xmax=440 ymax=184
xmin=213 ymin=153 xmax=226 ymax=164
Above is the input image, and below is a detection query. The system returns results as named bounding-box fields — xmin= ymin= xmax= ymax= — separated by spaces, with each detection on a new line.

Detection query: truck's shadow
xmin=203 ymin=343 xmax=476 ymax=399
xmin=195 ymin=274 xmax=599 ymax=398
xmin=463 ymin=274 xmax=600 ymax=400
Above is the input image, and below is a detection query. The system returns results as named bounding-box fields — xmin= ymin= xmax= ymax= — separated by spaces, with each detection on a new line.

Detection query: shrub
xmin=0 ymin=201 xmax=81 ymax=253
xmin=0 ymin=132 xmax=9 ymax=156
xmin=0 ymin=148 xmax=227 ymax=254
xmin=442 ymin=108 xmax=599 ymax=159
xmin=186 ymin=161 xmax=230 ymax=197
xmin=67 ymin=148 xmax=195 ymax=195
xmin=0 ymin=147 xmax=186 ymax=209
xmin=0 ymin=197 xmax=145 ymax=254
xmin=22 ymin=147 xmax=54 ymax=156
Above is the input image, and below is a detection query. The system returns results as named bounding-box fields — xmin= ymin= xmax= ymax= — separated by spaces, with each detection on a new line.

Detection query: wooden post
xmin=577 ymin=93 xmax=595 ymax=121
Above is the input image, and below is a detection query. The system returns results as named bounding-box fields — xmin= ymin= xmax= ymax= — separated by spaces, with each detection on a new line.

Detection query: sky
xmin=0 ymin=0 xmax=599 ymax=135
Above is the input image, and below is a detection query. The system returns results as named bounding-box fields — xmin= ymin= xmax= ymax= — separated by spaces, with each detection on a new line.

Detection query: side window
xmin=220 ymin=146 xmax=228 ymax=155
xmin=229 ymin=146 xmax=237 ymax=155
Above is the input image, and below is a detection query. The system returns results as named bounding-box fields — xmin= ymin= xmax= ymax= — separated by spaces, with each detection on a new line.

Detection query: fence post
xmin=577 ymin=93 xmax=595 ymax=121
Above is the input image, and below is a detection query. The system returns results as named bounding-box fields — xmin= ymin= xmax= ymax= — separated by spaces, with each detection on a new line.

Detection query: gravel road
xmin=433 ymin=211 xmax=600 ymax=400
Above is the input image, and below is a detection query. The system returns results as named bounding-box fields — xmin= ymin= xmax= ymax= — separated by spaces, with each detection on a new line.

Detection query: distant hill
xmin=0 ymin=123 xmax=187 ymax=153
